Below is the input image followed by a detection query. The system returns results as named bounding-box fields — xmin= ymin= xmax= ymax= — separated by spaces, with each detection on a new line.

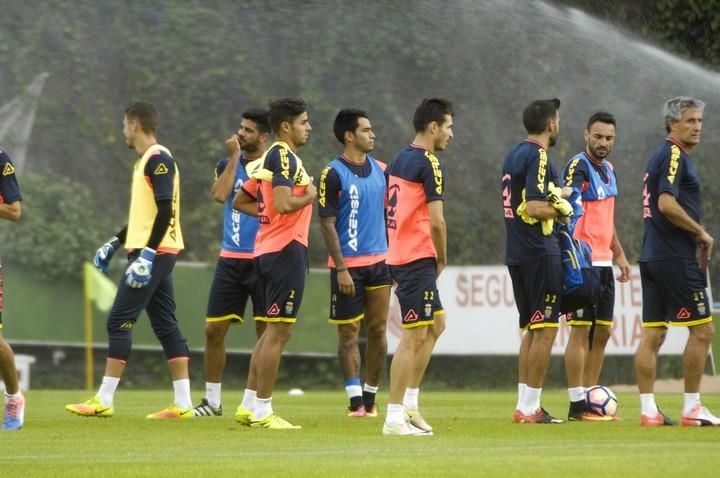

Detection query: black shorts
xmin=255 ymin=240 xmax=308 ymax=323
xmin=640 ymin=258 xmax=712 ymax=328
xmin=329 ymin=261 xmax=392 ymax=324
xmin=389 ymin=258 xmax=443 ymax=329
xmin=507 ymin=255 xmax=563 ymax=331
xmin=205 ymin=257 xmax=262 ymax=324
xmin=567 ymin=266 xmax=615 ymax=327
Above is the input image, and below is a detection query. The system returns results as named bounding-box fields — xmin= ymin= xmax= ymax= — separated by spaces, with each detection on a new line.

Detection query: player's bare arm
xmin=526 ymin=199 xmax=564 ymax=221
xmin=428 ymin=199 xmax=447 ymax=277
xmin=320 ymin=216 xmax=355 ymax=296
xmin=273 ymin=180 xmax=317 ymax=214
xmin=231 ymin=188 xmax=258 ymax=217
xmin=658 ymin=192 xmax=713 ymax=250
xmin=0 ymin=200 xmax=21 ymax=222
xmin=210 ymin=135 xmax=241 ymax=203
xmin=610 ymin=225 xmax=630 ymax=282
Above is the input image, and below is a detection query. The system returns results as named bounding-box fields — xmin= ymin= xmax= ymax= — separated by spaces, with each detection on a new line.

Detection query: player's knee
xmin=641 ymin=328 xmax=667 ymax=350
xmin=266 ymin=323 xmax=294 ymax=346
xmin=568 ymin=325 xmax=590 ymax=344
xmin=338 ymin=322 xmax=360 ymax=342
xmin=205 ymin=322 xmax=228 ymax=344
xmin=690 ymin=322 xmax=715 ymax=346
xmin=594 ymin=325 xmax=612 ymax=346
xmin=366 ymin=319 xmax=387 ymax=339
xmin=402 ymin=326 xmax=429 ymax=350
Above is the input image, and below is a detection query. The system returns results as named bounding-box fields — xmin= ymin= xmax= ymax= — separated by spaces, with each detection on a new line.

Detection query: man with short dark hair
xmin=232 ymin=98 xmax=316 ymax=429
xmin=192 ymin=109 xmax=270 ymax=417
xmin=319 ymin=108 xmax=391 ymax=417
xmin=67 ymin=102 xmax=192 ymax=419
xmin=635 ymin=96 xmax=717 ymax=427
xmin=502 ymin=98 xmax=571 ymax=424
xmin=0 ymin=147 xmax=24 ymax=431
xmin=562 ymin=111 xmax=630 ymax=421
xmin=382 ymin=98 xmax=454 ymax=436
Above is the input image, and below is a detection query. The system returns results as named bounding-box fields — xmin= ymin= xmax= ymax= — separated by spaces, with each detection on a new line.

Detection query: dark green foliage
xmin=0 ymin=172 xmax=112 ymax=280
xmin=560 ymin=0 xmax=720 ymax=67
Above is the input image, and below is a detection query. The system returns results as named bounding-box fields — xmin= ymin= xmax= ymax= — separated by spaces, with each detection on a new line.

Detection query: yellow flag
xmin=83 ymin=262 xmax=117 ymax=312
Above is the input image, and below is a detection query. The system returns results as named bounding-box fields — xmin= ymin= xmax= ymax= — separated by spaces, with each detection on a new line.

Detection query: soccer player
xmin=318 ymin=109 xmax=391 ymax=417
xmin=562 ymin=112 xmax=630 ymax=421
xmin=232 ymin=98 xmax=316 ymax=429
xmin=192 ymin=109 xmax=270 ymax=417
xmin=382 ymin=98 xmax=453 ymax=436
xmin=0 ymin=147 xmax=24 ymax=431
xmin=635 ymin=96 xmax=718 ymax=427
xmin=502 ymin=98 xmax=571 ymax=424
xmin=66 ymin=102 xmax=192 ymax=419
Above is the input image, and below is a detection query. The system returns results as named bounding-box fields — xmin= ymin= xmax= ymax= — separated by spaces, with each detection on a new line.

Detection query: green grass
xmin=3 ymin=390 xmax=720 ymax=477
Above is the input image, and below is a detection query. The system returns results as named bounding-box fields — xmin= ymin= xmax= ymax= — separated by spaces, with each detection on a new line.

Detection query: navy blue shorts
xmin=507 ymin=255 xmax=563 ymax=331
xmin=206 ymin=257 xmax=262 ymax=324
xmin=389 ymin=258 xmax=443 ymax=329
xmin=329 ymin=261 xmax=392 ymax=324
xmin=255 ymin=240 xmax=308 ymax=323
xmin=107 ymin=251 xmax=189 ymax=361
xmin=567 ymin=266 xmax=615 ymax=326
xmin=640 ymin=258 xmax=712 ymax=328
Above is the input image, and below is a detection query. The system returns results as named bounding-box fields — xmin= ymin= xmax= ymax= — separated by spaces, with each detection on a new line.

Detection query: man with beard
xmin=562 ymin=112 xmax=630 ymax=421
xmin=192 ymin=109 xmax=270 ymax=417
xmin=318 ymin=109 xmax=391 ymax=417
xmin=502 ymin=98 xmax=571 ymax=424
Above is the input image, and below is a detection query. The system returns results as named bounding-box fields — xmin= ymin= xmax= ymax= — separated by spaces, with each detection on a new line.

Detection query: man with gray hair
xmin=635 ymin=96 xmax=717 ymax=426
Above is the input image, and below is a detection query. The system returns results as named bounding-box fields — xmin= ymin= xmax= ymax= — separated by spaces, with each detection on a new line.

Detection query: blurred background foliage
xmin=0 ymin=0 xmax=719 ymax=289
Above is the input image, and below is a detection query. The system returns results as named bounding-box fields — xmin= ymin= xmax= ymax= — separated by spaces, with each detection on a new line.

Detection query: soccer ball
xmin=586 ymin=385 xmax=618 ymax=417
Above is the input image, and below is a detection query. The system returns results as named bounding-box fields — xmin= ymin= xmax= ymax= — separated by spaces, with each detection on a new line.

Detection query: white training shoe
xmin=681 ymin=403 xmax=720 ymax=427
xmin=405 ymin=409 xmax=433 ymax=432
xmin=383 ymin=420 xmax=433 ymax=436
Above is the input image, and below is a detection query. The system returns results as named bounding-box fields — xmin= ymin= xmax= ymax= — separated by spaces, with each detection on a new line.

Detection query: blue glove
xmin=124 ymin=247 xmax=156 ymax=288
xmin=93 ymin=236 xmax=121 ymax=273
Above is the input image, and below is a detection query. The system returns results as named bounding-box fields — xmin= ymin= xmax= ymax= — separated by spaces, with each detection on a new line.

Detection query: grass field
xmin=2 ymin=390 xmax=719 ymax=477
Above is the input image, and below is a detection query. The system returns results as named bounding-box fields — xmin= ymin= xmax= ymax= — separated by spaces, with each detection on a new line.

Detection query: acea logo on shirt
xmin=425 ymin=151 xmax=443 ymax=195
xmin=231 ymin=209 xmax=241 ymax=246
xmin=318 ymin=167 xmax=330 ymax=207
xmin=347 ymin=184 xmax=360 ymax=251
xmin=667 ymin=145 xmax=680 ymax=184
xmin=536 ymin=149 xmax=547 ymax=193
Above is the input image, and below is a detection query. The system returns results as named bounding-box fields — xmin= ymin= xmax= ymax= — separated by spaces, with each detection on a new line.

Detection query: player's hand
xmin=305 ymin=177 xmax=317 ymax=202
xmin=436 ymin=260 xmax=447 ymax=278
xmin=337 ymin=269 xmax=355 ymax=296
xmin=560 ymin=186 xmax=573 ymax=199
xmin=93 ymin=236 xmax=121 ymax=274
xmin=225 ymin=134 xmax=241 ymax=158
xmin=698 ymin=229 xmax=713 ymax=271
xmin=616 ymin=254 xmax=631 ymax=283
xmin=124 ymin=247 xmax=156 ymax=288
xmin=548 ymin=192 xmax=574 ymax=217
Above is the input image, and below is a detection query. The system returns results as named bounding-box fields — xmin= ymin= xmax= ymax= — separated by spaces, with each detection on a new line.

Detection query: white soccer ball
xmin=586 ymin=385 xmax=618 ymax=417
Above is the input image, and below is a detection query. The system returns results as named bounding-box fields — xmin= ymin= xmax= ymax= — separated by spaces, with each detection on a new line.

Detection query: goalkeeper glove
xmin=547 ymin=183 xmax=574 ymax=217
xmin=93 ymin=236 xmax=121 ymax=273
xmin=124 ymin=247 xmax=156 ymax=288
